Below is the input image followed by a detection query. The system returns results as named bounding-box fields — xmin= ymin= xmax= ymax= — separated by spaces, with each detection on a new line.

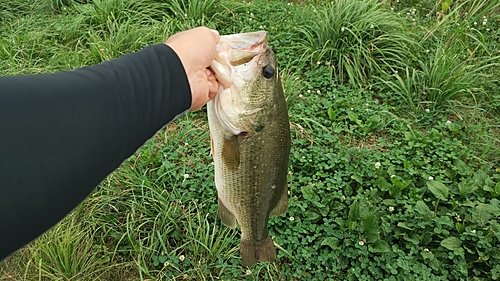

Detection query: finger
xmin=205 ymin=68 xmax=217 ymax=79
xmin=205 ymin=68 xmax=218 ymax=99
xmin=208 ymin=81 xmax=219 ymax=99
xmin=210 ymin=29 xmax=220 ymax=42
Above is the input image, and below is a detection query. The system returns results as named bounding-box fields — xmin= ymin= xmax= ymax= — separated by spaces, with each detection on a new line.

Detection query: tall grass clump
xmin=298 ymin=0 xmax=416 ymax=86
xmin=381 ymin=44 xmax=497 ymax=113
xmin=382 ymin=0 xmax=500 ymax=114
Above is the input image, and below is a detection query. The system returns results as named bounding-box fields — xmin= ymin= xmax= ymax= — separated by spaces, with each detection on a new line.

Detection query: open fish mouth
xmin=211 ymin=31 xmax=268 ymax=87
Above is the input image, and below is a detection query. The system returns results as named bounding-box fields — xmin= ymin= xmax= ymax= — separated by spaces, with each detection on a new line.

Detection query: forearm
xmin=0 ymin=44 xmax=191 ymax=260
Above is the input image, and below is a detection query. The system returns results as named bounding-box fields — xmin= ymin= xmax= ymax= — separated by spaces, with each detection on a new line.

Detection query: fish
xmin=207 ymin=31 xmax=291 ymax=266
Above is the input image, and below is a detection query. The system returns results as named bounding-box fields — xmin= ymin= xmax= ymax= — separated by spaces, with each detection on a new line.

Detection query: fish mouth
xmin=211 ymin=31 xmax=268 ymax=86
xmin=216 ymin=31 xmax=267 ymax=65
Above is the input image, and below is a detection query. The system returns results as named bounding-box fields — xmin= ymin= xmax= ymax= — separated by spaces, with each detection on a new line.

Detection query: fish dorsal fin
xmin=222 ymin=135 xmax=240 ymax=169
xmin=218 ymin=197 xmax=237 ymax=229
xmin=269 ymin=184 xmax=288 ymax=217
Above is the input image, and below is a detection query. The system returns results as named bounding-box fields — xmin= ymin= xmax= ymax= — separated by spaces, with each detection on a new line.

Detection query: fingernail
xmin=205 ymin=68 xmax=215 ymax=77
xmin=210 ymin=29 xmax=219 ymax=37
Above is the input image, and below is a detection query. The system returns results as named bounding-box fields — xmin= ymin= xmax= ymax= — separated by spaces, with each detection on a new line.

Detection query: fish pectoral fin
xmin=240 ymin=235 xmax=276 ymax=266
xmin=218 ymin=198 xmax=237 ymax=229
xmin=222 ymin=135 xmax=240 ymax=169
xmin=269 ymin=184 xmax=288 ymax=217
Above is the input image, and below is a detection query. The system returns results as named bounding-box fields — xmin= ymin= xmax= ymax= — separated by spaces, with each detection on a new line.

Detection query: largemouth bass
xmin=207 ymin=31 xmax=291 ymax=266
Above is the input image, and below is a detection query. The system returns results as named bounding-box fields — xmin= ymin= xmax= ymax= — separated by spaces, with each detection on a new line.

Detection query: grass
xmin=297 ymin=0 xmax=417 ymax=86
xmin=1 ymin=0 xmax=500 ymax=280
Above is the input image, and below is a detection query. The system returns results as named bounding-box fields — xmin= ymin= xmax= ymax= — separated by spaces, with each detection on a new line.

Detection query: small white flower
xmin=455 ymin=214 xmax=461 ymax=221
xmin=424 ymin=248 xmax=430 ymax=252
xmin=428 ymin=176 xmax=434 ymax=181
xmin=259 ymin=25 xmax=263 ymax=29
xmin=184 ymin=142 xmax=189 ymax=146
xmin=425 ymin=108 xmax=430 ymax=113
xmin=370 ymin=24 xmax=374 ymax=29
xmin=412 ymin=18 xmax=416 ymax=22
xmin=358 ymin=241 xmax=365 ymax=246
xmin=307 ymin=90 xmax=311 ymax=93
xmin=317 ymin=61 xmax=321 ymax=65
xmin=299 ymin=94 xmax=304 ymax=98
xmin=317 ymin=90 xmax=321 ymax=94
xmin=289 ymin=216 xmax=295 ymax=221
xmin=183 ymin=174 xmax=189 ymax=179
xmin=406 ymin=12 xmax=410 ymax=16
xmin=391 ymin=7 xmax=394 ymax=11
xmin=375 ymin=162 xmax=381 ymax=169
xmin=342 ymin=195 xmax=346 ymax=201
xmin=474 ymin=21 xmax=477 ymax=25
xmin=486 ymin=28 xmax=490 ymax=31
xmin=446 ymin=120 xmax=452 ymax=126
xmin=179 ymin=255 xmax=185 ymax=261
xmin=245 ymin=269 xmax=252 ymax=275
xmin=389 ymin=206 xmax=395 ymax=212
xmin=426 ymin=49 xmax=430 ymax=53
xmin=471 ymin=229 xmax=476 ymax=234
xmin=249 ymin=18 xmax=252 ymax=21
xmin=341 ymin=27 xmax=345 ymax=32
xmin=350 ymin=108 xmax=354 ymax=110
xmin=250 ymin=13 xmax=254 ymax=17
xmin=391 ymin=175 xmax=396 ymax=178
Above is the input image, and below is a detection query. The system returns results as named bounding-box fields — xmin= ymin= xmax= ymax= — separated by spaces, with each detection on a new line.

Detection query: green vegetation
xmin=1 ymin=0 xmax=499 ymax=280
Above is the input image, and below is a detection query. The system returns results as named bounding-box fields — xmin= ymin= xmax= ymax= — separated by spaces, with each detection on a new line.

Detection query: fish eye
xmin=262 ymin=65 xmax=275 ymax=79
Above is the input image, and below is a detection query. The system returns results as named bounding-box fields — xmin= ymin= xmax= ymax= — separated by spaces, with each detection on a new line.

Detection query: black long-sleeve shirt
xmin=0 ymin=44 xmax=192 ymax=260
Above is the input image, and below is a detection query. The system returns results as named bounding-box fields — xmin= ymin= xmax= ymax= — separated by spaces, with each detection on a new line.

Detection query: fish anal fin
xmin=240 ymin=235 xmax=276 ymax=266
xmin=222 ymin=135 xmax=240 ymax=170
xmin=269 ymin=184 xmax=288 ymax=217
xmin=218 ymin=198 xmax=237 ymax=229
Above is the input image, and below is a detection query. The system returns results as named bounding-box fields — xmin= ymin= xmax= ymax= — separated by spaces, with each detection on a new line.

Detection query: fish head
xmin=210 ymin=31 xmax=279 ymax=137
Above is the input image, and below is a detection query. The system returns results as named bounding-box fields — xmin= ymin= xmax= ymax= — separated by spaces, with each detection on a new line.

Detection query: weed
xmin=298 ymin=0 xmax=416 ymax=86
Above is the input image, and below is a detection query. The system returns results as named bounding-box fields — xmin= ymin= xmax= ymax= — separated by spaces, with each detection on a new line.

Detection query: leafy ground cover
xmin=1 ymin=0 xmax=499 ymax=280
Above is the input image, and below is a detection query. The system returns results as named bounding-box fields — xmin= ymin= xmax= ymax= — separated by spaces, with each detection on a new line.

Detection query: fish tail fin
xmin=240 ymin=235 xmax=276 ymax=266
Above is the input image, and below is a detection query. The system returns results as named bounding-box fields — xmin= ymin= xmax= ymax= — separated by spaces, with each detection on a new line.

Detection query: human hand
xmin=165 ymin=27 xmax=220 ymax=111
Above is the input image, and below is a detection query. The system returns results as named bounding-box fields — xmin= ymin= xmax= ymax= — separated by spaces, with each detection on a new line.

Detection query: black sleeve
xmin=0 ymin=44 xmax=192 ymax=260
